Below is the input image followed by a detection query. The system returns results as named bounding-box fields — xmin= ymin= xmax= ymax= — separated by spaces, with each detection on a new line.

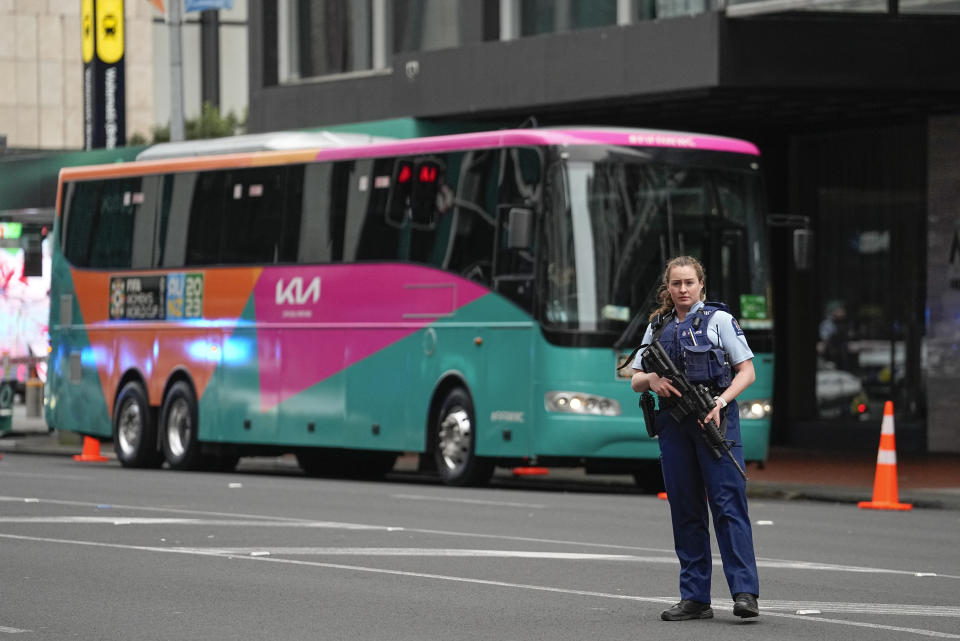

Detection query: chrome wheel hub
xmin=166 ymin=398 xmax=192 ymax=459
xmin=117 ymin=400 xmax=141 ymax=456
xmin=438 ymin=407 xmax=471 ymax=474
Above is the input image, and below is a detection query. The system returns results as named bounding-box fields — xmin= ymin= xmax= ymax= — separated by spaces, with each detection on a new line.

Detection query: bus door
xmin=480 ymin=147 xmax=542 ymax=458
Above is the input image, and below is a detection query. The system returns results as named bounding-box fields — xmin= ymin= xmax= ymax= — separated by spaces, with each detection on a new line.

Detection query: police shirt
xmin=631 ymin=300 xmax=754 ymax=371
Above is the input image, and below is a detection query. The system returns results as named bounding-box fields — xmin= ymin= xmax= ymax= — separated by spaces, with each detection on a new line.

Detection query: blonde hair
xmin=648 ymin=256 xmax=707 ymax=321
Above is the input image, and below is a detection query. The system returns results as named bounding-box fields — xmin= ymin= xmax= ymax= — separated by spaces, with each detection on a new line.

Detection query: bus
xmin=46 ymin=127 xmax=773 ymax=487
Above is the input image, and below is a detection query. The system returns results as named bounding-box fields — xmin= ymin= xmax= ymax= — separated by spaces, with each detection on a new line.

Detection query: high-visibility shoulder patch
xmin=732 ymin=317 xmax=744 ymax=336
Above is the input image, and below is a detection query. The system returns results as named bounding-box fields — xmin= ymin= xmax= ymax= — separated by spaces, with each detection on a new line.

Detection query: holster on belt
xmin=639 ymin=391 xmax=658 ymax=438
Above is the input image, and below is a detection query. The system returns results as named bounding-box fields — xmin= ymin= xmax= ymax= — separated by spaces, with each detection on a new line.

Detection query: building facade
xmin=245 ymin=0 xmax=960 ymax=453
xmin=0 ymin=0 xmax=248 ymax=150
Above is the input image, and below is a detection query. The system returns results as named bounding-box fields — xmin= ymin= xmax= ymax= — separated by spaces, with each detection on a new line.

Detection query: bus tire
xmin=433 ymin=387 xmax=494 ymax=486
xmin=113 ymin=381 xmax=163 ymax=468
xmin=160 ymin=381 xmax=203 ymax=470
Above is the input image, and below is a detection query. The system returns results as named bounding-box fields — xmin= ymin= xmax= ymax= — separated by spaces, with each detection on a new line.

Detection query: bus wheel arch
xmin=112 ymin=372 xmax=163 ymax=468
xmin=160 ymin=375 xmax=203 ymax=470
xmin=429 ymin=378 xmax=494 ymax=486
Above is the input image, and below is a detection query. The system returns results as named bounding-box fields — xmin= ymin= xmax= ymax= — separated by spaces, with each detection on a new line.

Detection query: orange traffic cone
xmin=858 ymin=401 xmax=912 ymax=511
xmin=73 ymin=436 xmax=109 ymax=463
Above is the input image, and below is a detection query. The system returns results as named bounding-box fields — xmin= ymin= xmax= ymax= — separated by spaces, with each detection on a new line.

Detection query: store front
xmin=773 ymin=124 xmax=928 ymax=452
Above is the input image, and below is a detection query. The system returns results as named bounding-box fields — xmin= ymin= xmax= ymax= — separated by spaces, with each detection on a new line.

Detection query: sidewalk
xmin=3 ymin=404 xmax=959 ymax=510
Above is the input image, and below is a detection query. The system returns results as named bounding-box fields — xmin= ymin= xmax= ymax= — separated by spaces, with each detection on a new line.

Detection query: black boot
xmin=733 ymin=593 xmax=760 ymax=618
xmin=661 ymin=600 xmax=713 ymax=621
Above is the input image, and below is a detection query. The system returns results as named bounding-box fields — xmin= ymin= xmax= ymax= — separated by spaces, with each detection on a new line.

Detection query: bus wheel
xmin=113 ymin=381 xmax=162 ymax=468
xmin=433 ymin=388 xmax=494 ymax=486
xmin=160 ymin=381 xmax=203 ymax=470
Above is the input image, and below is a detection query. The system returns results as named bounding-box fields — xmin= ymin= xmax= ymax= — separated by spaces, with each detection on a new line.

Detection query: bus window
xmin=130 ymin=175 xmax=165 ymax=269
xmin=493 ymin=147 xmax=541 ymax=310
xmin=354 ymin=158 xmax=404 ymax=261
xmin=185 ymin=170 xmax=226 ymax=265
xmin=88 ymin=177 xmax=142 ymax=269
xmin=299 ymin=162 xmax=336 ymax=263
xmin=220 ymin=166 xmax=290 ymax=265
xmin=63 ymin=180 xmax=101 ymax=266
xmin=445 ymin=149 xmax=498 ymax=285
xmin=154 ymin=175 xmax=175 ymax=267
xmin=278 ymin=165 xmax=304 ymax=264
xmin=161 ymin=171 xmax=198 ymax=268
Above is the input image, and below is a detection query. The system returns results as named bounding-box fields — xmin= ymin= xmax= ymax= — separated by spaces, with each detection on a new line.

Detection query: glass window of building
xmin=519 ymin=0 xmax=617 ymax=36
xmin=278 ymin=0 xmax=373 ymax=81
xmin=392 ymin=0 xmax=462 ymax=53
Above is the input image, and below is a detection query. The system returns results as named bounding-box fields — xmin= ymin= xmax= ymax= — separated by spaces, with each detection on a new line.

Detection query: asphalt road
xmin=1 ymin=453 xmax=958 ymax=641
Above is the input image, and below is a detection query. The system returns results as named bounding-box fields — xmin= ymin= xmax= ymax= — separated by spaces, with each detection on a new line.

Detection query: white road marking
xmin=0 ymin=516 xmax=391 ymax=529
xmin=172 ymin=547 xmax=673 ymax=562
xmin=392 ymin=493 xmax=545 ymax=509
xmin=2 ymin=496 xmax=957 ymax=581
xmin=0 ymin=471 xmax=92 ymax=481
xmin=1 ymin=533 xmax=958 ymax=639
xmin=0 ymin=626 xmax=29 ymax=634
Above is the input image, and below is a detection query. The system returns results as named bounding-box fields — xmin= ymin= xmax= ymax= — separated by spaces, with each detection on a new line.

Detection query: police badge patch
xmin=732 ymin=317 xmax=745 ymax=336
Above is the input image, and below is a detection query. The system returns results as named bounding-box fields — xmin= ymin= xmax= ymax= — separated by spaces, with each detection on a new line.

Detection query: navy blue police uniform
xmin=632 ymin=300 xmax=760 ymax=605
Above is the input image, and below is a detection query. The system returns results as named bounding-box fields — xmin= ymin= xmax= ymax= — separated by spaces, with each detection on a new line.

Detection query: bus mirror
xmin=793 ymin=228 xmax=813 ymax=271
xmin=507 ymin=207 xmax=533 ymax=249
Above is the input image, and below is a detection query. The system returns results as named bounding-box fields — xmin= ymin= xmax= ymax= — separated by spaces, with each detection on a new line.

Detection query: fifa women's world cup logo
xmin=109 ymin=278 xmax=126 ymax=319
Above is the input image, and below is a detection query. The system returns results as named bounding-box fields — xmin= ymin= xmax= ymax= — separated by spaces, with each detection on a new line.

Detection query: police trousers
xmin=657 ymin=400 xmax=760 ymax=603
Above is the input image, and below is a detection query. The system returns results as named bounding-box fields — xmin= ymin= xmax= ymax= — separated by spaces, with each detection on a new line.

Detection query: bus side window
xmin=130 ymin=175 xmax=164 ymax=269
xmin=298 ymin=161 xmax=350 ymax=264
xmin=354 ymin=158 xmax=403 ymax=261
xmin=219 ymin=166 xmax=290 ymax=265
xmin=342 ymin=159 xmax=375 ymax=262
xmin=278 ymin=164 xmax=304 ymax=263
xmin=88 ymin=177 xmax=142 ymax=268
xmin=185 ymin=170 xmax=227 ymax=265
xmin=444 ymin=149 xmax=498 ymax=285
xmin=161 ymin=171 xmax=198 ymax=268
xmin=493 ymin=147 xmax=541 ymax=310
xmin=62 ymin=180 xmax=102 ymax=267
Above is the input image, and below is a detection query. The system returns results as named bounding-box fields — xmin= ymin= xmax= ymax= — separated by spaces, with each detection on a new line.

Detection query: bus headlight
xmin=739 ymin=400 xmax=772 ymax=420
xmin=545 ymin=391 xmax=621 ymax=416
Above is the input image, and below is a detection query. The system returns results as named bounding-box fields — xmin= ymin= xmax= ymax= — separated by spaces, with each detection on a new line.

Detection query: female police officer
xmin=631 ymin=256 xmax=760 ymax=621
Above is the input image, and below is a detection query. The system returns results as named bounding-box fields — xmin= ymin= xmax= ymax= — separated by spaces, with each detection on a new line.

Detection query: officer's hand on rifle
xmin=699 ymin=397 xmax=725 ymax=429
xmin=648 ymin=373 xmax=681 ymax=398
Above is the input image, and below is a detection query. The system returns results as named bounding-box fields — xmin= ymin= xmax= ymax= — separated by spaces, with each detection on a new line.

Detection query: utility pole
xmin=168 ymin=0 xmax=186 ymax=141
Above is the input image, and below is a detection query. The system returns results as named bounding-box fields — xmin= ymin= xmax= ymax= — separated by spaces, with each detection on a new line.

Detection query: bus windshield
xmin=539 ymin=145 xmax=770 ymax=345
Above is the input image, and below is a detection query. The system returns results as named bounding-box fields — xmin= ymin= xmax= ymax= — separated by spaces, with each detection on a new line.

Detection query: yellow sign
xmin=81 ymin=0 xmax=94 ymax=63
xmin=96 ymin=0 xmax=125 ymax=64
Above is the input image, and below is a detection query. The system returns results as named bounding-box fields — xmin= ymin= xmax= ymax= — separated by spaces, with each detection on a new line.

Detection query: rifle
xmin=641 ymin=340 xmax=748 ymax=480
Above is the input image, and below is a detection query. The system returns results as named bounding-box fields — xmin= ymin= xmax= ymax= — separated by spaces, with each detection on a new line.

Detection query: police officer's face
xmin=667 ymin=266 xmax=702 ymax=311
